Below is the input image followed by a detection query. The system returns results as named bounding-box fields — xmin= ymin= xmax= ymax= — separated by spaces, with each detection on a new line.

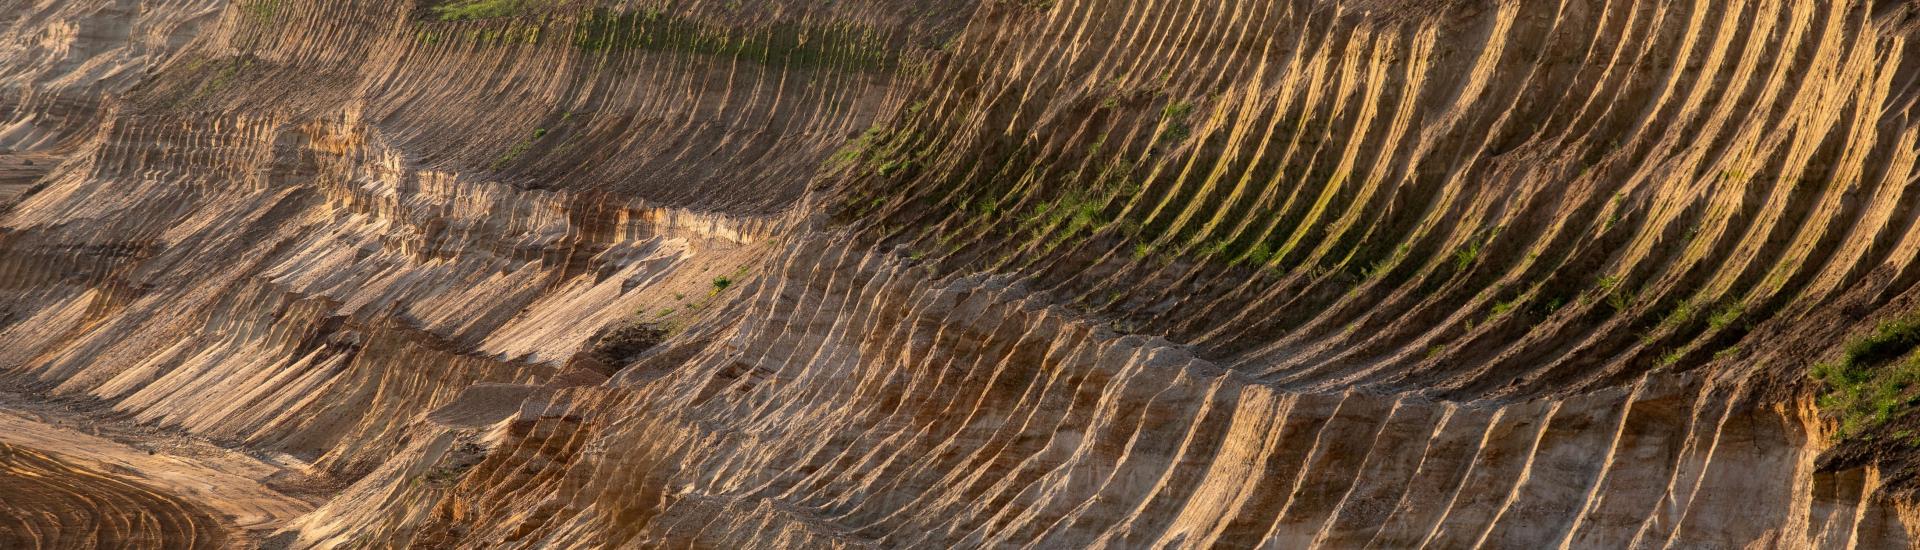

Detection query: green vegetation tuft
xmin=1487 ymin=298 xmax=1518 ymax=322
xmin=491 ymin=126 xmax=549 ymax=170
xmin=1658 ymin=349 xmax=1684 ymax=367
xmin=1161 ymin=100 xmax=1194 ymax=119
xmin=1602 ymin=192 xmax=1627 ymax=232
xmin=829 ymin=125 xmax=887 ymax=171
xmin=877 ymin=159 xmax=912 ymax=176
xmin=1360 ymin=244 xmax=1410 ymax=280
xmin=1543 ymin=296 xmax=1566 ymax=313
xmin=1159 ymin=99 xmax=1195 ymax=144
xmin=1241 ymin=241 xmax=1275 ymax=266
xmin=1452 ymin=240 xmax=1481 ymax=271
xmin=1132 ymin=243 xmax=1155 ymax=260
xmin=176 ymin=58 xmax=253 ymax=107
xmin=1197 ymin=239 xmax=1230 ymax=259
xmin=1017 ymin=189 xmax=1113 ymax=247
xmin=1656 ymin=301 xmax=1695 ymax=332
xmin=1812 ymin=311 xmax=1920 ymax=439
xmin=972 ymin=197 xmax=999 ymax=217
xmin=1597 ymin=275 xmax=1633 ymax=312
xmin=1707 ymin=302 xmax=1746 ymax=331
xmin=829 ymin=122 xmax=923 ymax=178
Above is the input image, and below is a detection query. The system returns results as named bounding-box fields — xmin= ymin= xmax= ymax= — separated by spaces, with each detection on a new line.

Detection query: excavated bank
xmin=9 ymin=0 xmax=1920 ymax=548
xmin=283 ymin=236 xmax=1920 ymax=548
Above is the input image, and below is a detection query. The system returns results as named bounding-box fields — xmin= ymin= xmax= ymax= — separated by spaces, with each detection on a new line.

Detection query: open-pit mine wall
xmin=6 ymin=0 xmax=1920 ymax=548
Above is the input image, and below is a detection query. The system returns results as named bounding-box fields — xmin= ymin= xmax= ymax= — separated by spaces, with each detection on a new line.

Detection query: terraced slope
xmin=7 ymin=0 xmax=1920 ymax=548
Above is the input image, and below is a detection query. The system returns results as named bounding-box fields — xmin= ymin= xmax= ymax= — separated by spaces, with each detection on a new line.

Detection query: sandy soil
xmin=0 ymin=389 xmax=330 ymax=547
xmin=0 ymin=441 xmax=229 ymax=548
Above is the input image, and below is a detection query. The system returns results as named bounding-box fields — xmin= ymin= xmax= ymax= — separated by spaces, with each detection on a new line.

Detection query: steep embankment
xmin=7 ymin=0 xmax=1920 ymax=548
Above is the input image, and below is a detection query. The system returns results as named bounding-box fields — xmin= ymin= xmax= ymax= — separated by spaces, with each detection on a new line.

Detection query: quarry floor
xmin=0 ymin=388 xmax=332 ymax=548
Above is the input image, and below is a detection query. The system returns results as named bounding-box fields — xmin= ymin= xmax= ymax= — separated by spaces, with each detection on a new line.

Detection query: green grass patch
xmin=1452 ymin=240 xmax=1481 ymax=271
xmin=1241 ymin=241 xmax=1275 ymax=266
xmin=175 ymin=57 xmax=253 ymax=106
xmin=1707 ymin=302 xmax=1745 ymax=331
xmin=1158 ymin=99 xmax=1195 ymax=145
xmin=1542 ymin=296 xmax=1566 ymax=314
xmin=994 ymin=159 xmax=1143 ymax=249
xmin=1132 ymin=243 xmax=1155 ymax=260
xmin=1645 ymin=301 xmax=1696 ymax=343
xmin=1018 ymin=189 xmax=1113 ymax=246
xmin=490 ymin=127 xmax=548 ymax=170
xmin=877 ymin=159 xmax=912 ymax=176
xmin=828 ymin=122 xmax=927 ymax=180
xmin=1660 ymin=301 xmax=1696 ymax=329
xmin=1161 ymin=100 xmax=1194 ymax=119
xmin=972 ymin=197 xmax=999 ymax=217
xmin=1358 ymin=244 xmax=1410 ymax=280
xmin=1596 ymin=275 xmax=1633 ymax=312
xmin=1602 ymin=192 xmax=1627 ymax=232
xmin=1812 ymin=311 xmax=1920 ymax=439
xmin=1658 ymin=349 xmax=1684 ymax=367
xmin=828 ymin=124 xmax=888 ymax=171
xmin=1487 ymin=298 xmax=1519 ymax=322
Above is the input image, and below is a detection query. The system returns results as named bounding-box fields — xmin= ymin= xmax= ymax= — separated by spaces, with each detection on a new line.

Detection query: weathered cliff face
xmin=7 ymin=0 xmax=1920 ymax=548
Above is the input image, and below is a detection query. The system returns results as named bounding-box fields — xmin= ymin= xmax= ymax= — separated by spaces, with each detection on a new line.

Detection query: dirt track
xmin=0 ymin=442 xmax=227 ymax=549
xmin=0 ymin=390 xmax=322 ymax=549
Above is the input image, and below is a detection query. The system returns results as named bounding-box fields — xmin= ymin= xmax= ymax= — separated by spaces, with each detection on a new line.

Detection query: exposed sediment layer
xmin=284 ymin=237 xmax=1920 ymax=548
xmin=8 ymin=0 xmax=1920 ymax=548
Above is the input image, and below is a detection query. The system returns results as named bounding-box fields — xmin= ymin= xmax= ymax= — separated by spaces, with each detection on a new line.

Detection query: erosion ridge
xmin=5 ymin=0 xmax=1920 ymax=548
